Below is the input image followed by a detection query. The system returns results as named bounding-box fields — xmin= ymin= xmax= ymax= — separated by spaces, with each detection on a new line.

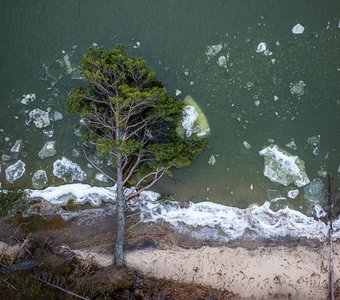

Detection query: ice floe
xmin=259 ymin=144 xmax=310 ymax=187
xmin=292 ymin=23 xmax=305 ymax=34
xmin=32 ymin=170 xmax=48 ymax=189
xmin=10 ymin=139 xmax=23 ymax=153
xmin=256 ymin=42 xmax=272 ymax=56
xmin=205 ymin=44 xmax=223 ymax=59
xmin=38 ymin=141 xmax=57 ymax=159
xmin=5 ymin=160 xmax=26 ymax=183
xmin=177 ymin=95 xmax=210 ymax=138
xmin=289 ymin=80 xmax=306 ymax=96
xmin=303 ymin=178 xmax=326 ymax=204
xmin=26 ymin=108 xmax=50 ymax=128
xmin=53 ymin=157 xmax=87 ymax=182
xmin=20 ymin=94 xmax=36 ymax=105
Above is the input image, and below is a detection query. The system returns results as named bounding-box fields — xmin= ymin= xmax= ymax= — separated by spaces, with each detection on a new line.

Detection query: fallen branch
xmin=0 ymin=260 xmax=38 ymax=277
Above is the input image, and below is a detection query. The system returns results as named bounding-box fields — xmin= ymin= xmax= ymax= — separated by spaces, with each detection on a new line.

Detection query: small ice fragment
xmin=208 ymin=154 xmax=216 ymax=166
xmin=289 ymin=80 xmax=306 ymax=96
xmin=317 ymin=165 xmax=328 ymax=178
xmin=307 ymin=135 xmax=320 ymax=156
xmin=285 ymin=140 xmax=297 ymax=151
xmin=175 ymin=89 xmax=182 ymax=96
xmin=95 ymin=172 xmax=108 ymax=183
xmin=38 ymin=141 xmax=57 ymax=159
xmin=314 ymin=204 xmax=326 ymax=219
xmin=292 ymin=23 xmax=305 ymax=34
xmin=184 ymin=71 xmax=189 ymax=76
xmin=273 ymin=95 xmax=279 ymax=101
xmin=10 ymin=139 xmax=23 ymax=153
xmin=53 ymin=157 xmax=87 ymax=182
xmin=190 ymin=81 xmax=194 ymax=86
xmin=2 ymin=154 xmax=11 ymax=161
xmin=250 ymin=184 xmax=254 ymax=190
xmin=43 ymin=130 xmax=54 ymax=138
xmin=287 ymin=189 xmax=299 ymax=199
xmin=218 ymin=55 xmax=227 ymax=67
xmin=20 ymin=94 xmax=36 ymax=105
xmin=27 ymin=108 xmax=50 ymax=128
xmin=51 ymin=111 xmax=63 ymax=121
xmin=254 ymin=100 xmax=260 ymax=106
xmin=256 ymin=42 xmax=267 ymax=53
xmin=205 ymin=44 xmax=223 ymax=59
xmin=271 ymin=59 xmax=276 ymax=64
xmin=275 ymin=41 xmax=280 ymax=46
xmin=267 ymin=138 xmax=275 ymax=143
xmin=242 ymin=141 xmax=252 ymax=150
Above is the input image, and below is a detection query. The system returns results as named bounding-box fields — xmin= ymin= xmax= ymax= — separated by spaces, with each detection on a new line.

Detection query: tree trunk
xmin=114 ymin=152 xmax=126 ymax=267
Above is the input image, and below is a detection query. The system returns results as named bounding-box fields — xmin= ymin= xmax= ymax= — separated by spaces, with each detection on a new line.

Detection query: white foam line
xmin=25 ymin=184 xmax=339 ymax=242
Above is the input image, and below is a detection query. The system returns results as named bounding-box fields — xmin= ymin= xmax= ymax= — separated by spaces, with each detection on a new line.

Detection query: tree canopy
xmin=66 ymin=45 xmax=206 ymax=266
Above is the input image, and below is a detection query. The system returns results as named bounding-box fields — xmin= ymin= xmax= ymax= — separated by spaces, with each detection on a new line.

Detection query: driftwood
xmin=0 ymin=260 xmax=38 ymax=277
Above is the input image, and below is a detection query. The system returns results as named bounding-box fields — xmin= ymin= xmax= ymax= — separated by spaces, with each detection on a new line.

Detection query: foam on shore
xmin=27 ymin=184 xmax=339 ymax=242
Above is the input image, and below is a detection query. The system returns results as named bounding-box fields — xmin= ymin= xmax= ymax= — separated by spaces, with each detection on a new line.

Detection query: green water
xmin=0 ymin=0 xmax=339 ymax=213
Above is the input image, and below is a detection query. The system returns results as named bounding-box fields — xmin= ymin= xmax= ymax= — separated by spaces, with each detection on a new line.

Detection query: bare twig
xmin=34 ymin=275 xmax=89 ymax=300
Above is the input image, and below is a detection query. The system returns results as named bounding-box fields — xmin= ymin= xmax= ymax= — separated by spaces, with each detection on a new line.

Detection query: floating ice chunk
xmin=72 ymin=148 xmax=81 ymax=157
xmin=338 ymin=21 xmax=340 ymax=28
xmin=51 ymin=111 xmax=63 ymax=121
xmin=303 ymin=178 xmax=325 ymax=204
xmin=208 ymin=154 xmax=216 ymax=166
xmin=242 ymin=141 xmax=252 ymax=150
xmin=27 ymin=108 xmax=50 ymax=128
xmin=38 ymin=141 xmax=57 ymax=159
xmin=10 ymin=139 xmax=23 ymax=153
xmin=289 ymin=80 xmax=305 ymax=96
xmin=178 ymin=96 xmax=210 ymax=138
xmin=317 ymin=165 xmax=328 ymax=178
xmin=20 ymin=94 xmax=36 ymax=105
xmin=5 ymin=160 xmax=26 ymax=183
xmin=2 ymin=154 xmax=11 ymax=161
xmin=314 ymin=204 xmax=326 ymax=219
xmin=287 ymin=189 xmax=299 ymax=199
xmin=205 ymin=44 xmax=223 ymax=59
xmin=285 ymin=140 xmax=297 ymax=151
xmin=256 ymin=42 xmax=271 ymax=56
xmin=95 ymin=173 xmax=108 ymax=183
xmin=175 ymin=89 xmax=182 ymax=96
xmin=43 ymin=130 xmax=54 ymax=138
xmin=250 ymin=184 xmax=254 ymax=191
xmin=307 ymin=135 xmax=320 ymax=156
xmin=292 ymin=23 xmax=305 ymax=34
xmin=32 ymin=170 xmax=48 ymax=189
xmin=217 ymin=55 xmax=227 ymax=67
xmin=259 ymin=144 xmax=310 ymax=187
xmin=254 ymin=100 xmax=260 ymax=106
xmin=338 ymin=165 xmax=340 ymax=173
xmin=133 ymin=41 xmax=141 ymax=49
xmin=28 ymin=184 xmax=116 ymax=207
xmin=53 ymin=157 xmax=87 ymax=183
xmin=273 ymin=95 xmax=279 ymax=101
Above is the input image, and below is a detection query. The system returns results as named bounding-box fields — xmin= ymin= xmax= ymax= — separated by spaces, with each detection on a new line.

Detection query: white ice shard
xmin=10 ymin=139 xmax=23 ymax=153
xmin=287 ymin=189 xmax=299 ymax=199
xmin=38 ymin=141 xmax=57 ymax=159
xmin=292 ymin=23 xmax=305 ymax=34
xmin=177 ymin=95 xmax=210 ymax=138
xmin=289 ymin=80 xmax=306 ymax=96
xmin=205 ymin=44 xmax=223 ymax=59
xmin=307 ymin=135 xmax=320 ymax=156
xmin=32 ymin=170 xmax=48 ymax=189
xmin=217 ymin=55 xmax=227 ymax=67
xmin=242 ymin=141 xmax=252 ymax=150
xmin=208 ymin=154 xmax=216 ymax=166
xmin=259 ymin=144 xmax=310 ymax=187
xmin=285 ymin=140 xmax=297 ymax=151
xmin=95 ymin=172 xmax=109 ymax=183
xmin=27 ymin=108 xmax=50 ymax=128
xmin=5 ymin=160 xmax=26 ymax=183
xmin=256 ymin=42 xmax=271 ymax=56
xmin=53 ymin=157 xmax=87 ymax=183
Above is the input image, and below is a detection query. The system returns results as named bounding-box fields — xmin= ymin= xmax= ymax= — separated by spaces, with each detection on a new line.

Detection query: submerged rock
xmin=5 ymin=160 xmax=26 ymax=183
xmin=259 ymin=144 xmax=310 ymax=187
xmin=304 ymin=178 xmax=326 ymax=204
xmin=53 ymin=157 xmax=87 ymax=183
xmin=32 ymin=170 xmax=48 ymax=189
xmin=177 ymin=95 xmax=210 ymax=138
xmin=10 ymin=139 xmax=23 ymax=153
xmin=38 ymin=141 xmax=57 ymax=159
xmin=27 ymin=108 xmax=50 ymax=128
